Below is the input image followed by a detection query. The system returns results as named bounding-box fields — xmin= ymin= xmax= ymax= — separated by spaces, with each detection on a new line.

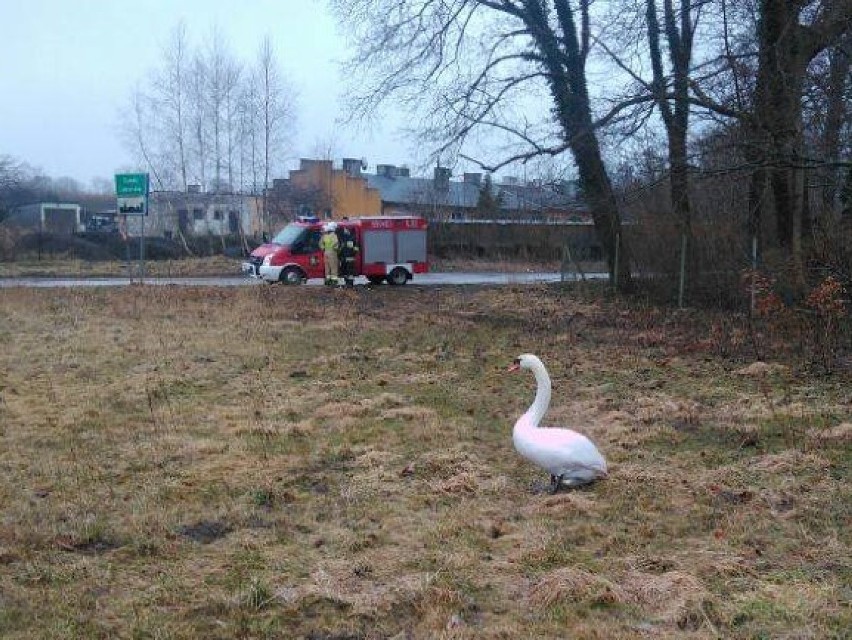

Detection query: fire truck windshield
xmin=270 ymin=223 xmax=306 ymax=246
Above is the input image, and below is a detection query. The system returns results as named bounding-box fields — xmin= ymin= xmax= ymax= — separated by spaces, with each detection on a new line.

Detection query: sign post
xmin=115 ymin=173 xmax=149 ymax=282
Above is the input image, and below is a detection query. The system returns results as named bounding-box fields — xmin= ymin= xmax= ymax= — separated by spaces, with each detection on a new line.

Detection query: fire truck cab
xmin=243 ymin=216 xmax=428 ymax=285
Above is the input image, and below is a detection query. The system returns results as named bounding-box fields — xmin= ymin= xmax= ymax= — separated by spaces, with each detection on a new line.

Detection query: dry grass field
xmin=0 ymin=283 xmax=849 ymax=639
xmin=0 ymin=256 xmax=241 ymax=279
xmin=0 ymin=256 xmax=564 ymax=279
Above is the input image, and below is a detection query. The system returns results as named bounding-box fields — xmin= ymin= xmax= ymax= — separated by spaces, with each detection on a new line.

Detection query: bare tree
xmin=598 ymin=0 xmax=703 ymax=285
xmin=187 ymin=52 xmax=209 ymax=190
xmin=645 ymin=0 xmax=700 ymax=253
xmin=122 ymin=23 xmax=296 ymax=216
xmin=0 ymin=155 xmax=30 ymax=219
xmin=331 ymin=0 xmax=635 ymax=290
xmin=255 ymin=36 xmax=295 ymax=234
xmin=203 ymin=27 xmax=241 ymax=192
xmin=752 ymin=1 xmax=851 ymax=257
xmin=126 ymin=86 xmax=166 ymax=189
xmin=223 ymin=61 xmax=243 ymax=192
xmin=153 ymin=22 xmax=191 ymax=191
xmin=813 ymin=34 xmax=852 ymax=214
xmin=680 ymin=0 xmax=852 ymax=290
xmin=237 ymin=80 xmax=261 ymax=195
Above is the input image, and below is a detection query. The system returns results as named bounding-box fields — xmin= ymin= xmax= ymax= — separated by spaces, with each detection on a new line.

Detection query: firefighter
xmin=338 ymin=225 xmax=359 ymax=286
xmin=319 ymin=222 xmax=340 ymax=285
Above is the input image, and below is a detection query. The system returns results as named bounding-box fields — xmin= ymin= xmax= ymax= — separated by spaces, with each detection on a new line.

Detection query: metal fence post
xmin=678 ymin=233 xmax=687 ymax=308
xmin=751 ymin=235 xmax=758 ymax=313
xmin=613 ymin=233 xmax=620 ymax=292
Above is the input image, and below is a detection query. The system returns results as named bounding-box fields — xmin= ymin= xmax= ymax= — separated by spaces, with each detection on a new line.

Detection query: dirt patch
xmin=177 ymin=520 xmax=233 ymax=544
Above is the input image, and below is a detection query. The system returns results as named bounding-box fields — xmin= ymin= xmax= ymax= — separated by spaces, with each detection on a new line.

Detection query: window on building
xmin=192 ymin=208 xmax=204 ymax=221
xmin=213 ymin=210 xmax=223 ymax=221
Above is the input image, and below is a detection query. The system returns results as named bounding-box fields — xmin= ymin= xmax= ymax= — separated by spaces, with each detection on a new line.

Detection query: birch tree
xmin=153 ymin=22 xmax=191 ymax=191
xmin=204 ymin=27 xmax=241 ymax=191
xmin=255 ymin=35 xmax=295 ymax=233
xmin=187 ymin=52 xmax=209 ymax=190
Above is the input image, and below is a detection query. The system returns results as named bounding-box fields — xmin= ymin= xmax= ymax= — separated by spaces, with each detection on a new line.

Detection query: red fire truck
xmin=242 ymin=216 xmax=429 ymax=285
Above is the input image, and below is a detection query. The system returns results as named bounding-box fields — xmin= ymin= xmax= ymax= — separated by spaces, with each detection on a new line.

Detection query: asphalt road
xmin=0 ymin=272 xmax=608 ymax=288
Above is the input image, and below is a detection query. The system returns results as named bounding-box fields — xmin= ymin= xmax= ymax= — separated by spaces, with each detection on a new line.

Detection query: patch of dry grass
xmin=0 ymin=255 xmax=242 ymax=278
xmin=0 ymin=283 xmax=849 ymax=638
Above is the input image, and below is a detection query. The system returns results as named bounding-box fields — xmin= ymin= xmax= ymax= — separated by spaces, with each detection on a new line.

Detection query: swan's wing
xmin=517 ymin=428 xmax=607 ymax=477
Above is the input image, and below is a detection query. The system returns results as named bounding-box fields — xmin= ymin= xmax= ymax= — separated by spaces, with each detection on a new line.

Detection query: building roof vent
xmin=434 ymin=166 xmax=451 ymax=192
xmin=342 ymin=157 xmax=363 ymax=177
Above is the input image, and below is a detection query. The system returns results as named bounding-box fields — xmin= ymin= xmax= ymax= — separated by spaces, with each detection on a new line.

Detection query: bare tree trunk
xmin=188 ymin=54 xmax=208 ymax=190
xmin=169 ymin=23 xmax=189 ymax=191
xmin=821 ymin=36 xmax=852 ymax=214
xmin=529 ymin=0 xmax=633 ymax=290
xmin=646 ymin=0 xmax=695 ymax=286
xmin=752 ymin=0 xmax=852 ymax=267
xmin=255 ymin=35 xmax=293 ymax=237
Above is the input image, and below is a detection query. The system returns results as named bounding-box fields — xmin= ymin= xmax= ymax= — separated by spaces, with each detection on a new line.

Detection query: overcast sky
xmin=0 ymin=0 xmax=412 ymax=187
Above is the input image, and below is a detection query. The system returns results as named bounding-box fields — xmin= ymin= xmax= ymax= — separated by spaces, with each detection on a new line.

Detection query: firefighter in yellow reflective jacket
xmin=319 ymin=222 xmax=340 ymax=285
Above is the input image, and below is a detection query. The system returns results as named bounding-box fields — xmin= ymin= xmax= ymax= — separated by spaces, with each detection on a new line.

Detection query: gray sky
xmin=0 ymin=0 xmax=409 ymax=186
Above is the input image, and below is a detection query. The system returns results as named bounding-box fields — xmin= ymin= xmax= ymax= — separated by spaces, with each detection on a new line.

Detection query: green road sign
xmin=116 ymin=173 xmax=149 ymax=216
xmin=115 ymin=173 xmax=149 ymax=197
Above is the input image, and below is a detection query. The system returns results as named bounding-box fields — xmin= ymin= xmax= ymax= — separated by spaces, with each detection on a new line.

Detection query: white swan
xmin=509 ymin=354 xmax=607 ymax=492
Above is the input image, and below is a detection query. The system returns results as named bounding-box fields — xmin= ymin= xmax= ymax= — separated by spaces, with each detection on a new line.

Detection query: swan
xmin=508 ymin=354 xmax=607 ymax=492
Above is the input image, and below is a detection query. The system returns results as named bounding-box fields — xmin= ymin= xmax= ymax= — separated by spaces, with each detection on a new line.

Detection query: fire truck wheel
xmin=387 ymin=267 xmax=409 ymax=286
xmin=280 ymin=266 xmax=307 ymax=285
xmin=367 ymin=276 xmax=385 ymax=286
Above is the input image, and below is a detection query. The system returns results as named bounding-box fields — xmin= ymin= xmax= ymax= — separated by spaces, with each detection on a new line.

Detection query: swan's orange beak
xmin=507 ymin=360 xmax=520 ymax=373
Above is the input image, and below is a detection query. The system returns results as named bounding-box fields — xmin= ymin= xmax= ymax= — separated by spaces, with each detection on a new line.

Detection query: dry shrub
xmin=731 ymin=271 xmax=851 ymax=370
xmin=0 ymin=225 xmax=23 ymax=261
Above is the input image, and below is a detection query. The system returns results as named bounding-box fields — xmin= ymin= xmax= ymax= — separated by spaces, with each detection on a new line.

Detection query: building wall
xmin=288 ymin=159 xmax=381 ymax=219
xmin=6 ymin=203 xmax=82 ymax=234
xmin=381 ymin=202 xmax=458 ymax=220
xmin=126 ymin=192 xmax=262 ymax=238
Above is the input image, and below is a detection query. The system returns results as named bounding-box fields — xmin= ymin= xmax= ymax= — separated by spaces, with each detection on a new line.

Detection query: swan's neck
xmin=519 ymin=362 xmax=551 ymax=429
